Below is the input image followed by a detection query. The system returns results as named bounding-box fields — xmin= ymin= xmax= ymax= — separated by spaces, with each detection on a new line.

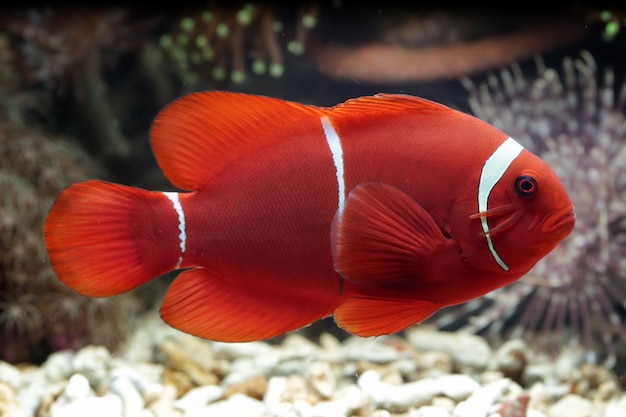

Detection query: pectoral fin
xmin=331 ymin=183 xmax=448 ymax=287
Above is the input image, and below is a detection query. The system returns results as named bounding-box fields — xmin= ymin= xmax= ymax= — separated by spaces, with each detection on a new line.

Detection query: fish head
xmin=463 ymin=148 xmax=575 ymax=275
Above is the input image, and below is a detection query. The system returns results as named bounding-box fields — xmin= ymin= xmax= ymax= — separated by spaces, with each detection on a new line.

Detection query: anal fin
xmin=160 ymin=268 xmax=336 ymax=342
xmin=334 ymin=296 xmax=441 ymax=337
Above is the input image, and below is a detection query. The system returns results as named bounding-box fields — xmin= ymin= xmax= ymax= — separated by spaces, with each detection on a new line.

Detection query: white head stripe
xmin=477 ymin=137 xmax=524 ymax=271
xmin=163 ymin=192 xmax=186 ymax=269
xmin=321 ymin=116 xmax=346 ymax=213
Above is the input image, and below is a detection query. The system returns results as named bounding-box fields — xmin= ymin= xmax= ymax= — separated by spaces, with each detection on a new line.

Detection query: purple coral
xmin=435 ymin=51 xmax=626 ymax=367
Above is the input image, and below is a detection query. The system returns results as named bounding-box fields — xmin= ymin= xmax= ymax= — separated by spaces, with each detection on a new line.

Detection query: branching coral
xmin=155 ymin=3 xmax=318 ymax=89
xmin=434 ymin=51 xmax=626 ymax=367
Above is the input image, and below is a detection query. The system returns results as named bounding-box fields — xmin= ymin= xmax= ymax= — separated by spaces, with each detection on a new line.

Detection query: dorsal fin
xmin=332 ymin=93 xmax=452 ymax=118
xmin=149 ymin=91 xmax=325 ymax=191
xmin=149 ymin=92 xmax=455 ymax=191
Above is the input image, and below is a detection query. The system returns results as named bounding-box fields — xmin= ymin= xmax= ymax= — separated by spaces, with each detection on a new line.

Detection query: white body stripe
xmin=321 ymin=116 xmax=346 ymax=213
xmin=163 ymin=192 xmax=186 ymax=269
xmin=477 ymin=137 xmax=524 ymax=271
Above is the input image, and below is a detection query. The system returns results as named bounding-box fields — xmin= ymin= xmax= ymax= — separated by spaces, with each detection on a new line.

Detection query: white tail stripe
xmin=163 ymin=192 xmax=186 ymax=269
xmin=477 ymin=137 xmax=524 ymax=271
xmin=321 ymin=116 xmax=346 ymax=213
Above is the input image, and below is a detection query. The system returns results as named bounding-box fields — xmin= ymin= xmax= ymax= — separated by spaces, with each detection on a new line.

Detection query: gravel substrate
xmin=1 ymin=313 xmax=625 ymax=417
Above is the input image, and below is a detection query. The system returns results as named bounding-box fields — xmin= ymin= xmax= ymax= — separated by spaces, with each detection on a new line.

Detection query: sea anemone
xmin=434 ymin=51 xmax=626 ymax=367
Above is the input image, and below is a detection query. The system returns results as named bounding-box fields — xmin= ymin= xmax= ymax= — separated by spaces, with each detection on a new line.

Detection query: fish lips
xmin=541 ymin=205 xmax=576 ymax=235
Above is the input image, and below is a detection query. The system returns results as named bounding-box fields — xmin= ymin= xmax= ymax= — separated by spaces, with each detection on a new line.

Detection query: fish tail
xmin=44 ymin=180 xmax=182 ymax=297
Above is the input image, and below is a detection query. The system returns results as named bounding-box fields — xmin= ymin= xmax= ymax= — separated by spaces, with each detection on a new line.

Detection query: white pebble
xmin=173 ymin=385 xmax=223 ymax=412
xmin=417 ymin=351 xmax=453 ymax=377
xmin=453 ymin=378 xmax=511 ymax=417
xmin=341 ymin=337 xmax=402 ymax=363
xmin=280 ymin=333 xmax=323 ymax=358
xmin=264 ymin=376 xmax=292 ymax=416
xmin=0 ymin=361 xmax=22 ymax=388
xmin=110 ymin=366 xmax=165 ymax=405
xmin=307 ymin=361 xmax=335 ymax=399
xmin=0 ymin=382 xmax=27 ymax=417
xmin=109 ymin=374 xmax=145 ymax=417
xmin=411 ymin=405 xmax=452 ymax=417
xmin=41 ymin=351 xmax=73 ymax=384
xmin=63 ymin=374 xmax=94 ymax=401
xmin=186 ymin=393 xmax=266 ymax=417
xmin=122 ymin=315 xmax=180 ymax=363
xmin=16 ymin=370 xmax=48 ymax=417
xmin=212 ymin=341 xmax=274 ymax=359
xmin=407 ymin=327 xmax=492 ymax=372
xmin=489 ymin=339 xmax=527 ymax=378
xmin=527 ymin=381 xmax=570 ymax=411
xmin=309 ymin=399 xmax=349 ymax=417
xmin=72 ymin=345 xmax=111 ymax=388
xmin=369 ymin=410 xmax=392 ymax=417
xmin=605 ymin=401 xmax=626 ymax=417
xmin=50 ymin=394 xmax=123 ymax=417
xmin=524 ymin=346 xmax=585 ymax=387
xmin=547 ymin=394 xmax=593 ymax=417
xmin=393 ymin=357 xmax=420 ymax=380
xmin=335 ymin=384 xmax=374 ymax=415
xmin=265 ymin=375 xmax=309 ymax=415
xmin=307 ymin=385 xmax=374 ymax=417
xmin=222 ymin=352 xmax=280 ymax=386
xmin=309 ymin=401 xmax=350 ymax=417
xmin=358 ymin=370 xmax=479 ymax=412
xmin=146 ymin=384 xmax=179 ymax=417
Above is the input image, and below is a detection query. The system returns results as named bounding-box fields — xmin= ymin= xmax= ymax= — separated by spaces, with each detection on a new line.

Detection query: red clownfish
xmin=44 ymin=92 xmax=575 ymax=342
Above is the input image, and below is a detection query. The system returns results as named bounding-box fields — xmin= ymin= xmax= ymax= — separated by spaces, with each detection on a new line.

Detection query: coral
xmin=0 ymin=6 xmax=151 ymax=93
xmin=0 ymin=4 xmax=319 ymax=162
xmin=0 ymin=6 xmax=158 ymax=160
xmin=0 ymin=106 xmax=144 ymax=364
xmin=155 ymin=3 xmax=318 ymax=89
xmin=433 ymin=51 xmax=626 ymax=367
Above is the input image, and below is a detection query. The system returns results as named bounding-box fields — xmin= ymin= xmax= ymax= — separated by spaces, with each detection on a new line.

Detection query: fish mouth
xmin=542 ymin=206 xmax=576 ymax=235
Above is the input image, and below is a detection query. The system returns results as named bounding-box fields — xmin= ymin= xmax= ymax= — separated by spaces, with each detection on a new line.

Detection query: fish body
xmin=44 ymin=92 xmax=575 ymax=341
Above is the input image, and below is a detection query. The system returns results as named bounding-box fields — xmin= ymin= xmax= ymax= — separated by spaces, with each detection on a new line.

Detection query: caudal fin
xmin=44 ymin=180 xmax=181 ymax=297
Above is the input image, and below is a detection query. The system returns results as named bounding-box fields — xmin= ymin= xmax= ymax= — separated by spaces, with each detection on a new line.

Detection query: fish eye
xmin=515 ymin=175 xmax=538 ymax=197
